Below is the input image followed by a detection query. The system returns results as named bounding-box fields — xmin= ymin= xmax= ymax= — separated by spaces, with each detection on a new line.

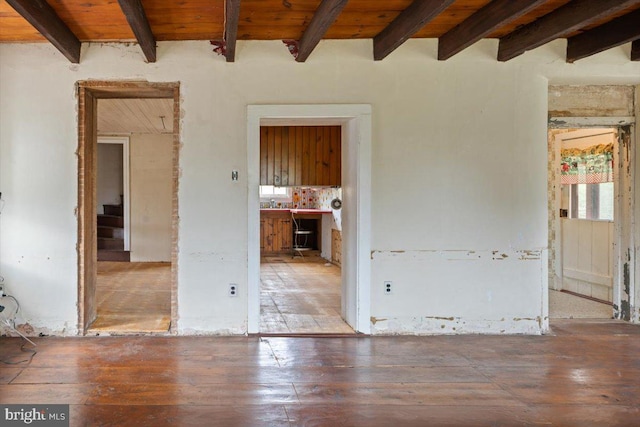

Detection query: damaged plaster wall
xmin=0 ymin=39 xmax=638 ymax=335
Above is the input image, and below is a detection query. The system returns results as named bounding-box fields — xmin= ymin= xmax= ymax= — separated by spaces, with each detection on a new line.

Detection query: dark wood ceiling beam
xmin=567 ymin=9 xmax=640 ymax=62
xmin=374 ymin=0 xmax=454 ymax=61
xmin=295 ymin=0 xmax=349 ymax=62
xmin=498 ymin=0 xmax=640 ymax=62
xmin=632 ymin=39 xmax=640 ymax=61
xmin=5 ymin=0 xmax=81 ymax=63
xmin=224 ymin=0 xmax=241 ymax=62
xmin=438 ymin=0 xmax=546 ymax=61
xmin=117 ymin=0 xmax=156 ymax=62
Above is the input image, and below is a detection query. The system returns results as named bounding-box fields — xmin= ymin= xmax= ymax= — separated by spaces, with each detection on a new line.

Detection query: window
xmin=569 ymin=182 xmax=613 ymax=221
xmin=259 ymin=185 xmax=291 ymax=199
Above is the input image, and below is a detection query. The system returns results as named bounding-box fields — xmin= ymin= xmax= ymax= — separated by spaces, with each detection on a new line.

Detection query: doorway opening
xmin=77 ymin=82 xmax=180 ymax=335
xmin=247 ymin=105 xmax=372 ymax=335
xmin=258 ymin=125 xmax=351 ymax=334
xmin=548 ymin=124 xmax=634 ymax=321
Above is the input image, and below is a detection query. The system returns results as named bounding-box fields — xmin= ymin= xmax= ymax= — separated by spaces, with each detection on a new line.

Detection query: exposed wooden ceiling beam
xmin=224 ymin=0 xmax=241 ymax=62
xmin=374 ymin=0 xmax=455 ymax=61
xmin=438 ymin=0 xmax=546 ymax=61
xmin=296 ymin=0 xmax=349 ymax=62
xmin=5 ymin=0 xmax=81 ymax=63
xmin=567 ymin=9 xmax=640 ymax=62
xmin=117 ymin=0 xmax=156 ymax=62
xmin=498 ymin=0 xmax=640 ymax=62
xmin=632 ymin=39 xmax=640 ymax=61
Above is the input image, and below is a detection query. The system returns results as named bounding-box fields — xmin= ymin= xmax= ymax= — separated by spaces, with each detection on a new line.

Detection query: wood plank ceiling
xmin=1 ymin=0 xmax=639 ymax=63
xmin=98 ymin=99 xmax=174 ymax=135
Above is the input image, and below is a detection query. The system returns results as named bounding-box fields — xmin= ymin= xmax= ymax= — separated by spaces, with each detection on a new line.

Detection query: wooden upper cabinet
xmin=260 ymin=126 xmax=341 ymax=186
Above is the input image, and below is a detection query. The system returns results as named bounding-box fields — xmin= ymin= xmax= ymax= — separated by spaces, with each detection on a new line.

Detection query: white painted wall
xmin=0 ymin=39 xmax=638 ymax=335
xmin=96 ymin=143 xmax=123 ymax=215
xmin=130 ymin=134 xmax=172 ymax=262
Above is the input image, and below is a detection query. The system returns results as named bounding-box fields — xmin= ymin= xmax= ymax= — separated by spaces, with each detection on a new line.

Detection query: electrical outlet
xmin=384 ymin=281 xmax=392 ymax=295
xmin=229 ymin=283 xmax=238 ymax=297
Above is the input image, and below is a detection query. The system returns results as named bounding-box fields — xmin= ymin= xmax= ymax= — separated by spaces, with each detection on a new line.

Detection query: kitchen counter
xmin=260 ymin=208 xmax=332 ymax=214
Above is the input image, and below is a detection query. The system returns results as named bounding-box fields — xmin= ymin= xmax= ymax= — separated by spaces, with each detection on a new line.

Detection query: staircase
xmin=98 ymin=204 xmax=130 ymax=262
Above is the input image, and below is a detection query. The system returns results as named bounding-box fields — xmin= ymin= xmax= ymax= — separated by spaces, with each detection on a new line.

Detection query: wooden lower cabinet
xmin=260 ymin=212 xmax=292 ymax=254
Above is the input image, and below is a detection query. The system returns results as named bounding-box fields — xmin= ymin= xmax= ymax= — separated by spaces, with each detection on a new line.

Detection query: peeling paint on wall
xmin=371 ymin=249 xmax=542 ymax=262
xmin=370 ymin=316 xmax=543 ymax=335
xmin=622 ymin=261 xmax=631 ymax=321
xmin=370 ymin=316 xmax=386 ymax=325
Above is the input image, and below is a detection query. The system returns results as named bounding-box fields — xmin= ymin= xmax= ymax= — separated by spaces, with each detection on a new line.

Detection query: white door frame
xmin=97 ymin=136 xmax=131 ymax=251
xmin=247 ymin=104 xmax=372 ymax=334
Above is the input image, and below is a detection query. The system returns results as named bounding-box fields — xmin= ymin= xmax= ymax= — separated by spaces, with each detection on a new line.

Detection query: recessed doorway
xmin=77 ymin=81 xmax=180 ymax=335
xmin=548 ymin=124 xmax=634 ymax=322
xmin=257 ymin=125 xmax=351 ymax=334
xmin=247 ymin=105 xmax=372 ymax=335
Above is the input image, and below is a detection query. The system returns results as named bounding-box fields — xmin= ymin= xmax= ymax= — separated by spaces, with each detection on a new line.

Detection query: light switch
xmin=232 ymin=170 xmax=239 ymax=181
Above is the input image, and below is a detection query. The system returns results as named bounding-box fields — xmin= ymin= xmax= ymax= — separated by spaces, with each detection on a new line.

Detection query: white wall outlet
xmin=229 ymin=283 xmax=238 ymax=297
xmin=384 ymin=281 xmax=392 ymax=295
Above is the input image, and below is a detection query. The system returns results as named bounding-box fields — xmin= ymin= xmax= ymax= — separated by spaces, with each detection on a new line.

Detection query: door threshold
xmin=252 ymin=332 xmax=366 ymax=338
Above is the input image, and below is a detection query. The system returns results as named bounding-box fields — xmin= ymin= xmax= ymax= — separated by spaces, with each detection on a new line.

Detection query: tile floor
xmin=89 ymin=262 xmax=171 ymax=333
xmin=260 ymin=255 xmax=355 ymax=334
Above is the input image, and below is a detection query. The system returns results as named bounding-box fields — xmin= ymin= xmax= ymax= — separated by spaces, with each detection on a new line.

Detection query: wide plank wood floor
xmin=1 ymin=320 xmax=639 ymax=426
xmin=260 ymin=255 xmax=354 ymax=334
xmin=89 ymin=262 xmax=171 ymax=333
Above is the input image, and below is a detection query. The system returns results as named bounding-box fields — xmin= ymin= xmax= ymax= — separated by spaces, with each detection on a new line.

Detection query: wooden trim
xmin=78 ymin=81 xmax=177 ymax=98
xmin=438 ymin=0 xmax=546 ymax=61
xmin=498 ymin=0 xmax=638 ymax=62
xmin=117 ymin=0 xmax=157 ymax=62
xmin=296 ymin=0 xmax=348 ymax=62
xmin=78 ymin=87 xmax=98 ymax=331
xmin=77 ymin=81 xmax=180 ymax=334
xmin=373 ymin=0 xmax=454 ymax=61
xmin=5 ymin=0 xmax=81 ymax=63
xmin=567 ymin=9 xmax=640 ymax=63
xmin=224 ymin=0 xmax=241 ymax=62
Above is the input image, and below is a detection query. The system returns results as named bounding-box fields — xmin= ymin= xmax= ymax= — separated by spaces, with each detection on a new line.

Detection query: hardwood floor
xmin=260 ymin=255 xmax=354 ymax=334
xmin=1 ymin=320 xmax=638 ymax=426
xmin=89 ymin=262 xmax=171 ymax=333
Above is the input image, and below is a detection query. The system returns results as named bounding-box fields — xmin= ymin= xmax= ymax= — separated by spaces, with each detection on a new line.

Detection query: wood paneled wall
xmin=260 ymin=126 xmax=341 ymax=186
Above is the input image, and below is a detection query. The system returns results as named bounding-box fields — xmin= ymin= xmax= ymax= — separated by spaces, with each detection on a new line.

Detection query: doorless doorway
xmin=77 ymin=81 xmax=180 ymax=334
xmin=247 ymin=105 xmax=372 ymax=334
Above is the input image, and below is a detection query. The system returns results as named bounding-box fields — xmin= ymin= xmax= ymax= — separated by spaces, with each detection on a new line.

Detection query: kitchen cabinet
xmin=260 ymin=126 xmax=341 ymax=186
xmin=260 ymin=211 xmax=292 ymax=254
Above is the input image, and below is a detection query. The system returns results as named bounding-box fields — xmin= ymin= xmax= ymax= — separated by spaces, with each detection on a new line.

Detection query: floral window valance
xmin=560 ymin=143 xmax=614 ymax=185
